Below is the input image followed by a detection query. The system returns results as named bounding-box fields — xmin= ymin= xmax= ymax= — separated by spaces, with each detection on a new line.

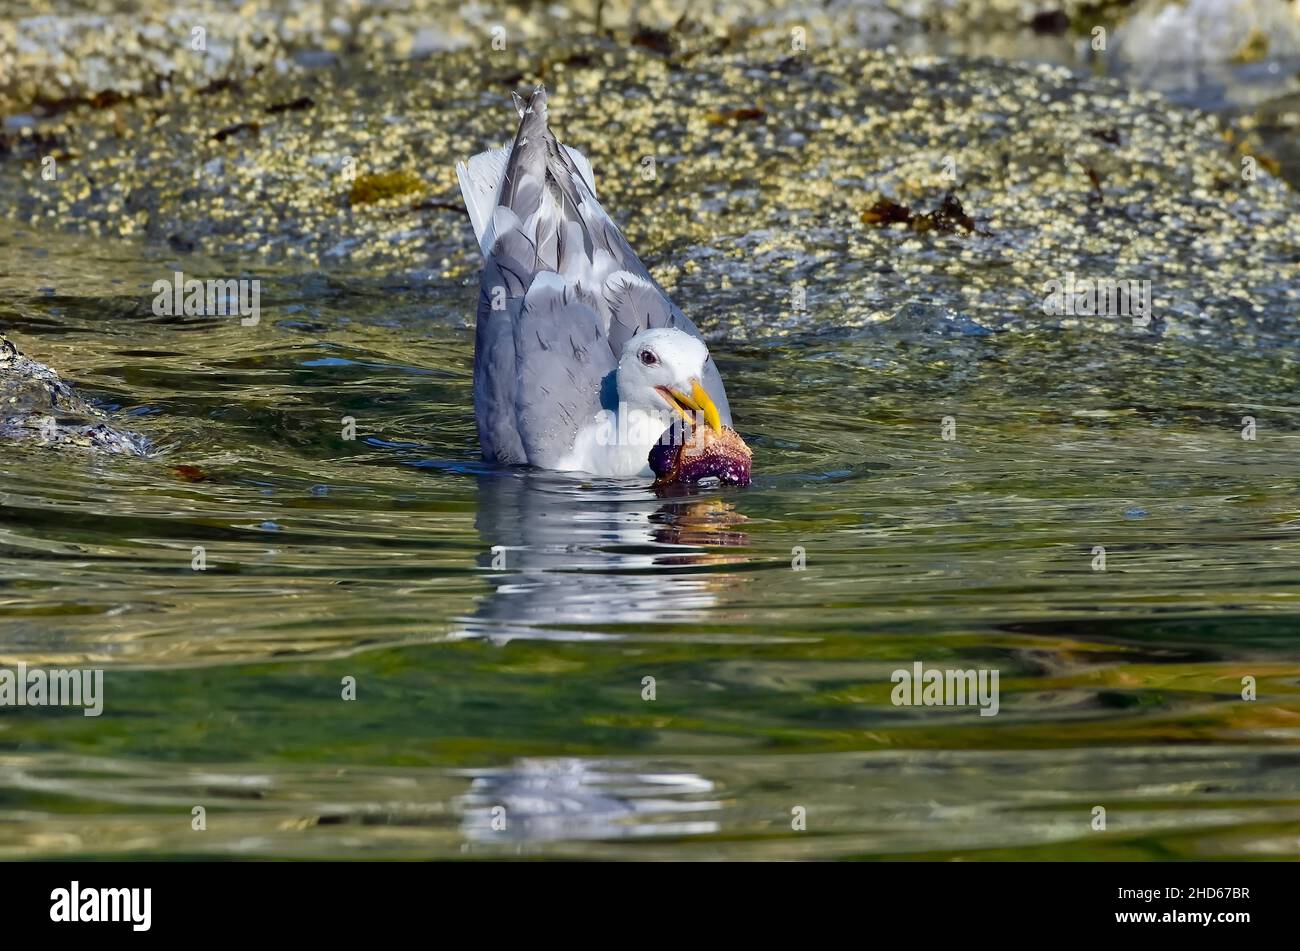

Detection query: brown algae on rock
xmin=348 ymin=170 xmax=427 ymax=207
xmin=861 ymin=191 xmax=991 ymax=236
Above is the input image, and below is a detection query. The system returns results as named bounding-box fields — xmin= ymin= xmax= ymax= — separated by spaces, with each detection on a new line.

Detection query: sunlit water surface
xmin=1 ymin=188 xmax=1299 ymax=860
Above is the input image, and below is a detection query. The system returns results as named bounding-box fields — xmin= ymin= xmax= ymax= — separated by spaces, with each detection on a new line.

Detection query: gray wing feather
xmin=512 ymin=274 xmax=616 ymax=468
xmin=473 ymin=263 xmax=527 ymax=465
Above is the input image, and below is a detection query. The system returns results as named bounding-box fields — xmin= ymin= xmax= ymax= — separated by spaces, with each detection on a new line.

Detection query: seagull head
xmin=616 ymin=328 xmax=723 ymax=435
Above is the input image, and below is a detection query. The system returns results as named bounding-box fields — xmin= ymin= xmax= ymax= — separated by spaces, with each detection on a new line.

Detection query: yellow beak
xmin=659 ymin=379 xmax=723 ymax=434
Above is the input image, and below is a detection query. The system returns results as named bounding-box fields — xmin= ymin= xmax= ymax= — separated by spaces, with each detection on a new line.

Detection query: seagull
xmin=456 ymin=85 xmax=733 ymax=478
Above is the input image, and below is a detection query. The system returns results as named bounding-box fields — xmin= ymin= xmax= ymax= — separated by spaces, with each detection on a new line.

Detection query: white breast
xmin=555 ymin=407 xmax=674 ymax=478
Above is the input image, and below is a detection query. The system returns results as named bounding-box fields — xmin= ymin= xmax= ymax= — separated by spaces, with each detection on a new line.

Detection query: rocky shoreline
xmin=0 ymin=1 xmax=1296 ymax=451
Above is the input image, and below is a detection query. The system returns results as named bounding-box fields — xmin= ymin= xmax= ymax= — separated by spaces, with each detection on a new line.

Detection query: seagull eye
xmin=639 ymin=350 xmax=658 ymax=366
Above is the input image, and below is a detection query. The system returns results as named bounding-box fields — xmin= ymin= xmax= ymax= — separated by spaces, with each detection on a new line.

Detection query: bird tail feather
xmin=456 ymin=85 xmax=597 ymax=256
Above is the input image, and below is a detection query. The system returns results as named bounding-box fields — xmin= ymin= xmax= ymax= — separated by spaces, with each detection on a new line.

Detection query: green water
xmin=1 ymin=216 xmax=1299 ymax=859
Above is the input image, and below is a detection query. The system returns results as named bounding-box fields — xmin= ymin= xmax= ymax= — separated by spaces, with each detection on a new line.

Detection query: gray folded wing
xmin=512 ymin=273 xmax=616 ymax=469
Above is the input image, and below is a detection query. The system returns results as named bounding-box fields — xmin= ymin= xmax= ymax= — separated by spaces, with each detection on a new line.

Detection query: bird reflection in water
xmin=452 ymin=469 xmax=750 ymax=644
xmin=455 ymin=758 xmax=721 ymax=844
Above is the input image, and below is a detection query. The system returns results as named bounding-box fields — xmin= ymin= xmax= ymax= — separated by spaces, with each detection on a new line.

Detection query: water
xmin=2 ymin=210 xmax=1299 ymax=859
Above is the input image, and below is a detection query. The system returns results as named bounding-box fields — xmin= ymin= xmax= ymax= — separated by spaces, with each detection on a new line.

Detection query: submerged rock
xmin=0 ymin=329 xmax=151 ymax=455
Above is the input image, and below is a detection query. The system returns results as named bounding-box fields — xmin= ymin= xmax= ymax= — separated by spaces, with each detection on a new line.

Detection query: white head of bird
xmin=616 ymin=328 xmax=723 ymax=437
